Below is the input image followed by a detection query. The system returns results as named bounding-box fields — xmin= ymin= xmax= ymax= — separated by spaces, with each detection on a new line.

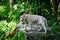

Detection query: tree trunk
xmin=9 ymin=0 xmax=13 ymax=9
xmin=53 ymin=0 xmax=59 ymax=25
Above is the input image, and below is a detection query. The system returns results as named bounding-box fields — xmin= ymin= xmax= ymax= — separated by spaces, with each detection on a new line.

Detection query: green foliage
xmin=6 ymin=30 xmax=25 ymax=40
xmin=0 ymin=20 xmax=16 ymax=32
xmin=0 ymin=6 xmax=8 ymax=19
xmin=0 ymin=21 xmax=25 ymax=40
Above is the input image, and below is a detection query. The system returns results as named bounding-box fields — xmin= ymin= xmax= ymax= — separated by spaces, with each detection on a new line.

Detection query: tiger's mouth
xmin=20 ymin=21 xmax=26 ymax=24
